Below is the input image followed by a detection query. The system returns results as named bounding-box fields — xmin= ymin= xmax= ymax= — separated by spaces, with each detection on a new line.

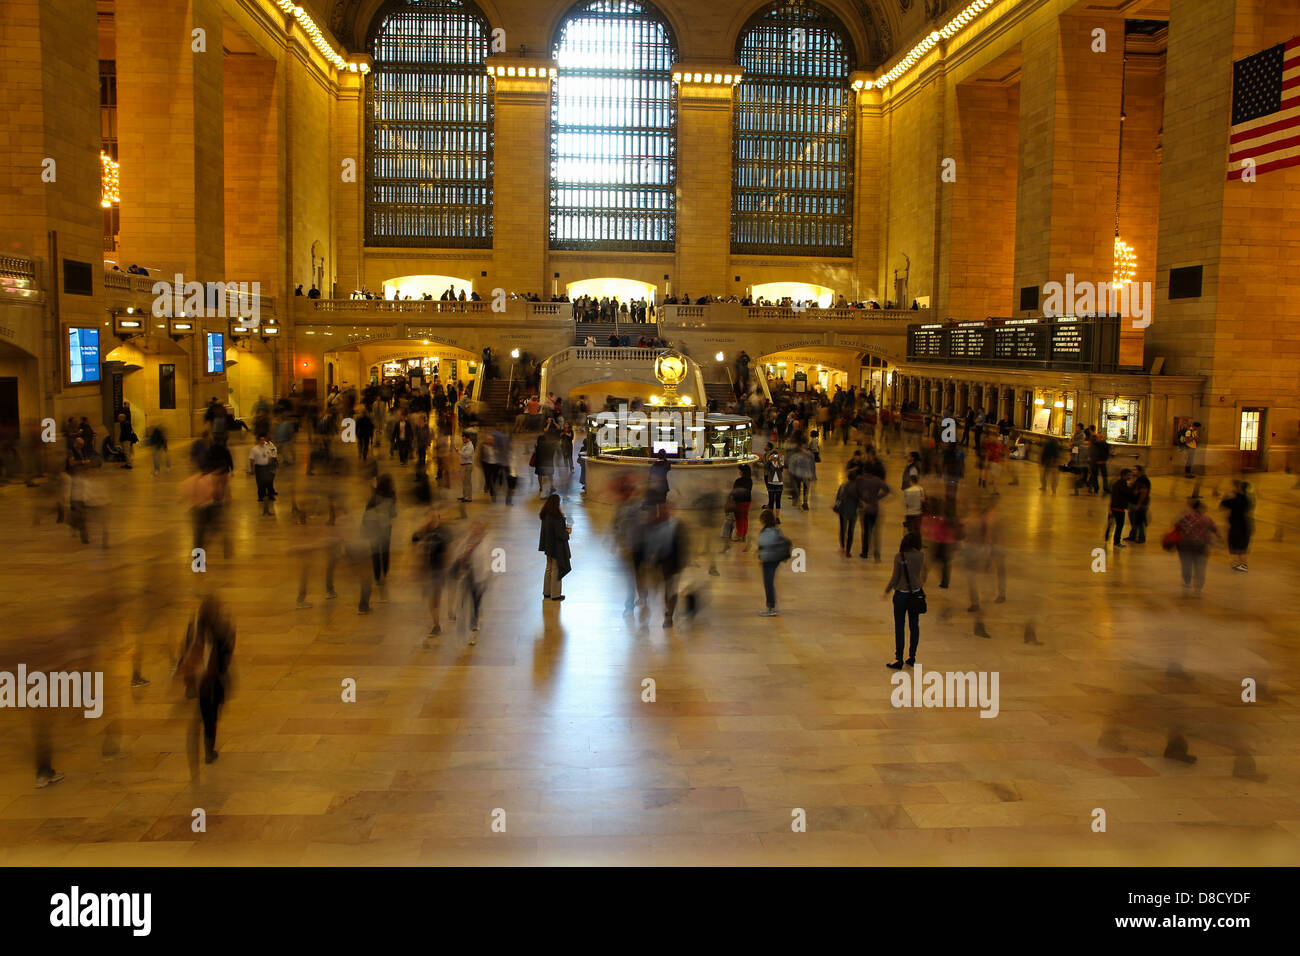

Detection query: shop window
xmin=1101 ymin=398 xmax=1140 ymax=444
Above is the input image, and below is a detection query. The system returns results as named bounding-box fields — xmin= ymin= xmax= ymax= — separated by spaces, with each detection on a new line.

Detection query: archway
xmin=382 ymin=274 xmax=473 ymax=301
xmin=751 ymin=281 xmax=835 ymax=308
xmin=753 ymin=346 xmax=864 ymax=394
xmin=565 ymin=277 xmax=658 ymax=303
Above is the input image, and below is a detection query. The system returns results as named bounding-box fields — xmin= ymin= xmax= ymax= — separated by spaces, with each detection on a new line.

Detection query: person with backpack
xmin=412 ymin=509 xmax=450 ymax=637
xmin=174 ymin=594 xmax=236 ymax=770
xmin=1165 ymin=498 xmax=1218 ymax=597
xmin=756 ymin=508 xmax=792 ymax=617
xmin=882 ymin=531 xmax=927 ymax=669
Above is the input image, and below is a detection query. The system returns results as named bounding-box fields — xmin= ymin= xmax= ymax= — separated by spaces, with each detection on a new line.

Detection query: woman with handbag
xmin=539 ymin=493 xmax=571 ymax=601
xmin=174 ymin=594 xmax=236 ymax=769
xmin=882 ymin=532 xmax=927 ymax=669
xmin=1168 ymin=498 xmax=1219 ymax=596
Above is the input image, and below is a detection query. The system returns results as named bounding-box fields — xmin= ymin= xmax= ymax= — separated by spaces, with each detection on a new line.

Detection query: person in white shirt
xmin=247 ymin=435 xmax=278 ymax=515
xmin=902 ymin=474 xmax=925 ymax=535
xmin=458 ymin=435 xmax=476 ymax=502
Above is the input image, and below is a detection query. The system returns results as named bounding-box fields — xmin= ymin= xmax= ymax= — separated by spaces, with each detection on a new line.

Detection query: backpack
xmin=425 ymin=527 xmax=448 ymax=571
xmin=646 ymin=519 xmax=678 ymax=564
xmin=773 ymin=530 xmax=793 ymax=562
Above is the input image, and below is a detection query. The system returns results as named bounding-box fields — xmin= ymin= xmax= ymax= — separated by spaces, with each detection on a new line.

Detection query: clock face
xmin=656 ymin=352 xmax=686 ymax=385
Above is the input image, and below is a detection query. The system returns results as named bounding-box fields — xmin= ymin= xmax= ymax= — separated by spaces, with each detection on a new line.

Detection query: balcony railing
xmin=103 ymin=269 xmax=276 ymax=318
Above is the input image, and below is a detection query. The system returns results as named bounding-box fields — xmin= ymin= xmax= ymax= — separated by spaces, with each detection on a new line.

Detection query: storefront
xmin=1099 ymin=396 xmax=1142 ymax=445
xmin=1028 ymin=388 xmax=1077 ymax=438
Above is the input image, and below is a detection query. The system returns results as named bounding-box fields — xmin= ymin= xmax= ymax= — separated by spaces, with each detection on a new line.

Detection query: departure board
xmin=948 ymin=326 xmax=989 ymax=359
xmin=909 ymin=326 xmax=944 ymax=357
xmin=906 ymin=315 xmax=1117 ymax=371
xmin=992 ymin=321 xmax=1045 ymax=362
xmin=1050 ymin=321 xmax=1085 ymax=359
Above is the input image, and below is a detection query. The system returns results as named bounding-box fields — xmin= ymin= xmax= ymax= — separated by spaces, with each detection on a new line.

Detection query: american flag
xmin=1227 ymin=37 xmax=1300 ymax=180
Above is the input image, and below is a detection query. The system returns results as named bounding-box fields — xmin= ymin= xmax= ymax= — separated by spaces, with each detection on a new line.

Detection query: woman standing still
xmin=881 ymin=532 xmax=926 ymax=669
xmin=539 ymin=493 xmax=571 ymax=601
xmin=1220 ymin=481 xmax=1254 ymax=571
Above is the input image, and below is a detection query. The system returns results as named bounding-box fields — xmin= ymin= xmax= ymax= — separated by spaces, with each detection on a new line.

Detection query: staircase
xmin=478 ymin=378 xmax=514 ymax=425
xmin=573 ymin=322 xmax=616 ymax=347
xmin=704 ymin=381 xmax=737 ymax=408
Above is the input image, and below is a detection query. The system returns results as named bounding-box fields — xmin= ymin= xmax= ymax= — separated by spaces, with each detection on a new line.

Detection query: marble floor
xmin=0 ymin=432 xmax=1297 ymax=867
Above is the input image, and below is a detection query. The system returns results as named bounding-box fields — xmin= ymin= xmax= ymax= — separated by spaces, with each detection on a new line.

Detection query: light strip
xmin=100 ymin=151 xmax=119 ymax=208
xmin=670 ymin=70 xmax=742 ymax=85
xmin=872 ymin=0 xmax=995 ymax=90
xmin=274 ymin=0 xmax=367 ymax=73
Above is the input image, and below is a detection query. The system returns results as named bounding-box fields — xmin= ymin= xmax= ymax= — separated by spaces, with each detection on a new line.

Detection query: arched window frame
xmin=549 ymin=0 xmax=679 ymax=252
xmin=366 ymin=0 xmax=495 ymax=248
xmin=731 ymin=1 xmax=856 ymax=257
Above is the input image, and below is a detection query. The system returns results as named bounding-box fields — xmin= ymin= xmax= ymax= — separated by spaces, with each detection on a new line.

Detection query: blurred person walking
xmin=175 ymin=594 xmax=236 ymax=770
xmin=1220 ymin=480 xmax=1254 ymax=571
xmin=362 ymin=474 xmax=398 ymax=599
xmin=1164 ymin=498 xmax=1218 ymax=597
xmin=756 ymin=508 xmax=793 ymax=616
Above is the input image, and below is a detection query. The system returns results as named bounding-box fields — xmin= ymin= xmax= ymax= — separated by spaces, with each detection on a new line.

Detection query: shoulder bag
xmin=902 ymin=556 xmax=927 ymax=614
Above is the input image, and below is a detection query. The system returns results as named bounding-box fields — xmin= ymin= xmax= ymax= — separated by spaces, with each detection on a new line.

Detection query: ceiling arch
xmin=326 ymin=0 xmax=923 ymax=67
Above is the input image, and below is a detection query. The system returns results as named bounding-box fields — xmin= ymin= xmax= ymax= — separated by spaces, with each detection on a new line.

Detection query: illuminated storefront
xmin=1100 ymin=397 xmax=1142 ymax=444
xmin=1029 ymin=388 xmax=1076 ymax=437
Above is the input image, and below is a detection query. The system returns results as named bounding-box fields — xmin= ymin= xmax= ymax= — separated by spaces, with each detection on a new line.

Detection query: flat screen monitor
xmin=652 ymin=440 xmax=679 ymax=456
xmin=68 ymin=327 xmax=100 ymax=384
xmin=206 ymin=332 xmax=224 ymax=374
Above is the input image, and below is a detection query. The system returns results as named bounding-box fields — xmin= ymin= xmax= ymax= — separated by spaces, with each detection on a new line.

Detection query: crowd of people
xmin=12 ymin=357 xmax=1269 ymax=789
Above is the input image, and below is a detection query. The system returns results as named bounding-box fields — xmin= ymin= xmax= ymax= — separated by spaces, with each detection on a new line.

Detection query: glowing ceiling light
xmin=100 ymin=151 xmax=120 ymax=208
xmin=1113 ymin=237 xmax=1138 ymax=286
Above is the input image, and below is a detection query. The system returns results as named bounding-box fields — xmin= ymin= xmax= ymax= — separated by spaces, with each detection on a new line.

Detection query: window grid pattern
xmin=549 ymin=0 xmax=677 ymax=251
xmin=732 ymin=2 xmax=854 ymax=257
xmin=367 ymin=0 xmax=494 ymax=247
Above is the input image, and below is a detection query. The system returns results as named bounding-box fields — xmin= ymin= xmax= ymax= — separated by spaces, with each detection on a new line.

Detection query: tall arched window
xmin=367 ymin=0 xmax=494 ymax=247
xmin=550 ymin=0 xmax=677 ymax=251
xmin=732 ymin=1 xmax=855 ymax=256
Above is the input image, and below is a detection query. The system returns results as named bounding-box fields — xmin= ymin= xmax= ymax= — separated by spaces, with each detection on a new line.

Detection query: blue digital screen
xmin=68 ymin=327 xmax=100 ymax=384
xmin=207 ymin=332 xmax=224 ymax=374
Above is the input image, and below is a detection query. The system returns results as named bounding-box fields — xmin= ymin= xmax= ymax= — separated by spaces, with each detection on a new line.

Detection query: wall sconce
xmin=169 ymin=318 xmax=195 ymax=342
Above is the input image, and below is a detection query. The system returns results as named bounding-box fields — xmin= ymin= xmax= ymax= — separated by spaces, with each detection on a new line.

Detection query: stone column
xmin=675 ymin=72 xmax=738 ymax=296
xmin=116 ymin=0 xmax=226 ymax=279
xmin=1012 ymin=11 xmax=1124 ymax=314
xmin=491 ymin=66 xmax=551 ymax=299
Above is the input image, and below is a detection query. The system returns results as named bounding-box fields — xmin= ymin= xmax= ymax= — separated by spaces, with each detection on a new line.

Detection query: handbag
xmin=1161 ymin=526 xmax=1182 ymax=551
xmin=901 ymin=556 xmax=928 ymax=614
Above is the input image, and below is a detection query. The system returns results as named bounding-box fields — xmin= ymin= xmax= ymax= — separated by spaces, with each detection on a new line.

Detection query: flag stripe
xmin=1229 ymin=108 xmax=1300 ymax=143
xmin=1227 ymin=152 xmax=1300 ymax=180
xmin=1229 ymin=131 xmax=1300 ymax=162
